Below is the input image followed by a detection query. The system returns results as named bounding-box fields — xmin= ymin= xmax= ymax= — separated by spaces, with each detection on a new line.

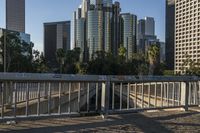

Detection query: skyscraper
xmin=82 ymin=0 xmax=90 ymax=18
xmin=137 ymin=17 xmax=159 ymax=54
xmin=175 ymin=0 xmax=200 ymax=74
xmin=76 ymin=18 xmax=86 ymax=61
xmin=103 ymin=0 xmax=112 ymax=7
xmin=104 ymin=0 xmax=112 ymax=53
xmin=137 ymin=19 xmax=146 ymax=53
xmin=72 ymin=11 xmax=77 ymax=48
xmin=145 ymin=17 xmax=155 ymax=36
xmin=44 ymin=21 xmax=71 ymax=68
xmin=121 ymin=13 xmax=137 ymax=60
xmin=166 ymin=0 xmax=175 ymax=70
xmin=112 ymin=2 xmax=121 ymax=56
xmin=87 ymin=9 xmax=104 ymax=59
xmin=6 ymin=0 xmax=25 ymax=32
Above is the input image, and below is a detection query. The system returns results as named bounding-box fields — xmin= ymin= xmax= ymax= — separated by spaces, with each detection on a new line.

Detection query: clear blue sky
xmin=0 ymin=0 xmax=165 ymax=52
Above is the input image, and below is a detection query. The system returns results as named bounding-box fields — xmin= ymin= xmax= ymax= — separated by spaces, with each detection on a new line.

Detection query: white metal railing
xmin=0 ymin=73 xmax=199 ymax=121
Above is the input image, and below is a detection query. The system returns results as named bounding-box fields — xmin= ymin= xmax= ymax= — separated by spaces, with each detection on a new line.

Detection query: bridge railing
xmin=0 ymin=73 xmax=199 ymax=121
xmin=109 ymin=76 xmax=200 ymax=113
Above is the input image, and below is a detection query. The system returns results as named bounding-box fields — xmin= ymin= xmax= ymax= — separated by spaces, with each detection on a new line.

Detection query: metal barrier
xmin=0 ymin=73 xmax=199 ymax=121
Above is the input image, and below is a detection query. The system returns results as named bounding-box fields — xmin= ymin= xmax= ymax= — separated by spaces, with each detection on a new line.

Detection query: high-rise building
xmin=175 ymin=0 xmax=200 ymax=74
xmin=120 ymin=13 xmax=137 ymax=60
xmin=6 ymin=0 xmax=25 ymax=33
xmin=72 ymin=8 xmax=82 ymax=49
xmin=76 ymin=18 xmax=86 ymax=61
xmin=104 ymin=0 xmax=112 ymax=53
xmin=44 ymin=21 xmax=71 ymax=68
xmin=72 ymin=11 xmax=77 ymax=48
xmin=160 ymin=42 xmax=166 ymax=63
xmin=82 ymin=0 xmax=90 ymax=18
xmin=103 ymin=0 xmax=112 ymax=7
xmin=137 ymin=19 xmax=146 ymax=53
xmin=145 ymin=17 xmax=155 ymax=36
xmin=112 ymin=2 xmax=121 ymax=56
xmin=87 ymin=9 xmax=104 ymax=59
xmin=166 ymin=0 xmax=175 ymax=70
xmin=137 ymin=17 xmax=159 ymax=54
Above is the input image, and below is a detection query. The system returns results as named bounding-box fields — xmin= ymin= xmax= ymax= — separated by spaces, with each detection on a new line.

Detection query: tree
xmin=56 ymin=48 xmax=66 ymax=73
xmin=147 ymin=44 xmax=160 ymax=75
xmin=32 ymin=50 xmax=49 ymax=73
xmin=0 ymin=32 xmax=33 ymax=72
xmin=118 ymin=46 xmax=127 ymax=58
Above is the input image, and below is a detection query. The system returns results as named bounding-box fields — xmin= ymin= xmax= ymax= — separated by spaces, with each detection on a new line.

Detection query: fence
xmin=0 ymin=73 xmax=199 ymax=121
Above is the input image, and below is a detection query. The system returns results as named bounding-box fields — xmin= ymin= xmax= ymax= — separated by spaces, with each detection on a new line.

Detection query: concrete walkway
xmin=0 ymin=108 xmax=200 ymax=133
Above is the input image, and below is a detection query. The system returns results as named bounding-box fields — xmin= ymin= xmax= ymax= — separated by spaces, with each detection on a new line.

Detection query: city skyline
xmin=0 ymin=0 xmax=165 ymax=52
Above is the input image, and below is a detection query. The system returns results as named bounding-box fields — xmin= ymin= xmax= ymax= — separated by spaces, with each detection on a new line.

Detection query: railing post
xmin=181 ymin=82 xmax=189 ymax=111
xmin=101 ymin=79 xmax=110 ymax=116
xmin=5 ymin=81 xmax=13 ymax=109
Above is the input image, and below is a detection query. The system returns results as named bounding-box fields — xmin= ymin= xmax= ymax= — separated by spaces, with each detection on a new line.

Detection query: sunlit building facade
xmin=175 ymin=0 xmax=200 ymax=74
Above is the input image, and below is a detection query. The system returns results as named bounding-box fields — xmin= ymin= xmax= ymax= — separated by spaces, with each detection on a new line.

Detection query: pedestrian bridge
xmin=0 ymin=73 xmax=199 ymax=121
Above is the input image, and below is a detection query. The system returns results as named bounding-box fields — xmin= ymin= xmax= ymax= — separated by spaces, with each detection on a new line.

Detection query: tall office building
xmin=72 ymin=11 xmax=77 ymax=48
xmin=137 ymin=17 xmax=159 ymax=54
xmin=6 ymin=0 xmax=25 ymax=32
xmin=175 ymin=0 xmax=200 ymax=74
xmin=87 ymin=9 xmax=104 ymax=59
xmin=104 ymin=0 xmax=112 ymax=53
xmin=121 ymin=13 xmax=137 ymax=60
xmin=145 ymin=17 xmax=155 ymax=36
xmin=82 ymin=0 xmax=90 ymax=18
xmin=76 ymin=18 xmax=86 ymax=61
xmin=166 ymin=0 xmax=175 ymax=70
xmin=112 ymin=2 xmax=121 ymax=56
xmin=44 ymin=21 xmax=71 ymax=68
xmin=137 ymin=19 xmax=146 ymax=53
xmin=72 ymin=8 xmax=82 ymax=49
xmin=103 ymin=0 xmax=112 ymax=7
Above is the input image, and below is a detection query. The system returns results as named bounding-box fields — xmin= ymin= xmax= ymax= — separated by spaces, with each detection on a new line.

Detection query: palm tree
xmin=56 ymin=48 xmax=66 ymax=73
xmin=148 ymin=44 xmax=160 ymax=75
xmin=118 ymin=46 xmax=127 ymax=58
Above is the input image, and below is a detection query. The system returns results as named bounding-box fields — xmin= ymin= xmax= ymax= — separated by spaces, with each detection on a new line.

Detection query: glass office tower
xmin=76 ymin=18 xmax=86 ymax=61
xmin=121 ymin=13 xmax=137 ymax=60
xmin=87 ymin=9 xmax=103 ymax=59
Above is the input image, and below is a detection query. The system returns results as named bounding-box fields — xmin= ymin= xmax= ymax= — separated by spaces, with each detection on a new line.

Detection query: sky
xmin=0 ymin=0 xmax=165 ymax=52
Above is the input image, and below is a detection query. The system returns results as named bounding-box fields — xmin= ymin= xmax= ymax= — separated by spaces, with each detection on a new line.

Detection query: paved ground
xmin=0 ymin=108 xmax=200 ymax=133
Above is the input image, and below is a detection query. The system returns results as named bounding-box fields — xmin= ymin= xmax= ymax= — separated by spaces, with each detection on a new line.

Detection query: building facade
xmin=120 ymin=13 xmax=137 ymax=60
xmin=87 ymin=9 xmax=104 ymax=59
xmin=137 ymin=17 xmax=159 ymax=54
xmin=44 ymin=21 xmax=71 ymax=68
xmin=6 ymin=0 xmax=25 ymax=32
xmin=104 ymin=2 xmax=112 ymax=53
xmin=166 ymin=0 xmax=175 ymax=70
xmin=175 ymin=0 xmax=200 ymax=74
xmin=111 ymin=1 xmax=121 ymax=56
xmin=145 ymin=17 xmax=155 ymax=36
xmin=76 ymin=18 xmax=86 ymax=61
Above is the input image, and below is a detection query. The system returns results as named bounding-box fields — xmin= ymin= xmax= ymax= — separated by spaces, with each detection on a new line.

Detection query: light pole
xmin=3 ymin=30 xmax=6 ymax=72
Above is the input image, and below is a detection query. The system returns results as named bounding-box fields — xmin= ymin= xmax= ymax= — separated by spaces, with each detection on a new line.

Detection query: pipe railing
xmin=0 ymin=73 xmax=199 ymax=121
